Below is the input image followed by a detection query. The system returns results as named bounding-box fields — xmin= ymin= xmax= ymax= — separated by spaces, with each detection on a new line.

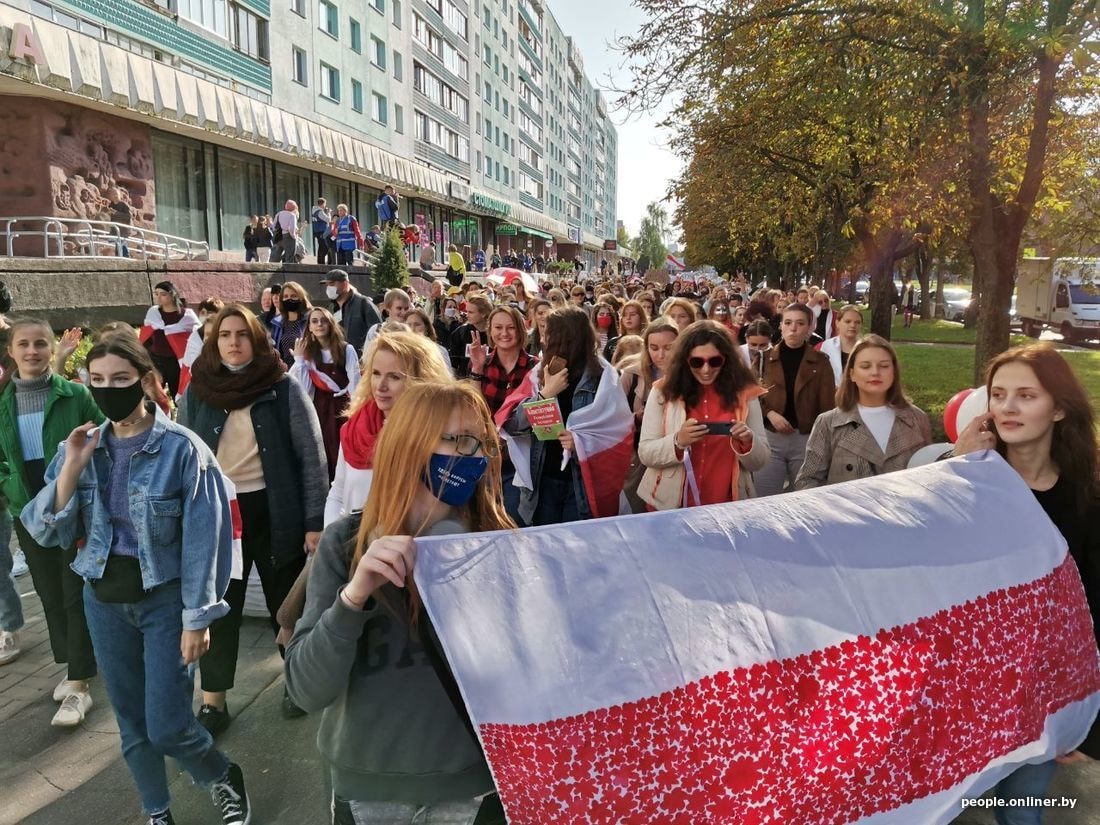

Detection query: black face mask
xmin=90 ymin=381 xmax=147 ymax=423
xmin=282 ymin=298 xmax=303 ymax=314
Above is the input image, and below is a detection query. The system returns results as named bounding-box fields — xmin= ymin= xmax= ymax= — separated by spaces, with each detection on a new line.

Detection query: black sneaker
xmin=282 ymin=686 xmax=307 ymax=719
xmin=197 ymin=703 xmax=231 ymax=737
xmin=210 ymin=762 xmax=250 ymax=825
xmin=147 ymin=810 xmax=175 ymax=825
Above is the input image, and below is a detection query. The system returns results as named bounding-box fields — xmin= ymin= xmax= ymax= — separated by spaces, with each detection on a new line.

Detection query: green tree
xmin=633 ymin=203 xmax=670 ymax=275
xmin=372 ymin=229 xmax=409 ymax=292
xmin=616 ymin=223 xmax=633 ymax=257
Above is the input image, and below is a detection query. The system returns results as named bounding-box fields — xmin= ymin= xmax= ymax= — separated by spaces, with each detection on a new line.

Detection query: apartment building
xmin=0 ymin=0 xmax=618 ymax=267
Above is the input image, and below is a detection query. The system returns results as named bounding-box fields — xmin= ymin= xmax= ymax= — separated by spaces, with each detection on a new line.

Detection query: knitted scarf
xmin=189 ymin=350 xmax=286 ymax=411
xmin=340 ymin=399 xmax=385 ymax=470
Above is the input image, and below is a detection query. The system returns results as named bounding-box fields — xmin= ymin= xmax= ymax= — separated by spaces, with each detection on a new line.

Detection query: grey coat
xmin=793 ymin=403 xmax=932 ymax=490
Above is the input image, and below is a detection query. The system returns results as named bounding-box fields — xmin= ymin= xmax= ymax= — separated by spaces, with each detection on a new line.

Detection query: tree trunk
xmin=915 ymin=247 xmax=932 ymax=319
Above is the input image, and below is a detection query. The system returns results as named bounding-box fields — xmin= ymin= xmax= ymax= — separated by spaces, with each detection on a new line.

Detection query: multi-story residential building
xmin=0 ymin=0 xmax=617 ymax=268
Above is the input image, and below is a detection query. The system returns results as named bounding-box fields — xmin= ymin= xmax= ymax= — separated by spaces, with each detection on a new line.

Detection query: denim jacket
xmin=20 ymin=406 xmax=233 ymax=631
xmin=504 ymin=367 xmax=599 ymax=523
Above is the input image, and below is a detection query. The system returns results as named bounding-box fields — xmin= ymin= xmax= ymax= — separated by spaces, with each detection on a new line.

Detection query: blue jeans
xmin=531 ymin=475 xmax=581 ymax=526
xmin=83 ymin=580 xmax=229 ymax=815
xmin=993 ymin=760 xmax=1058 ymax=825
xmin=501 ymin=467 xmax=524 ymax=527
xmin=0 ymin=509 xmax=23 ymax=632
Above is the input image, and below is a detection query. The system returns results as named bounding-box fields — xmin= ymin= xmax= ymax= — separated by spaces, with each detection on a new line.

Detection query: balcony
xmin=518 ymin=1 xmax=541 ymax=41
xmin=566 ymin=36 xmax=583 ymax=75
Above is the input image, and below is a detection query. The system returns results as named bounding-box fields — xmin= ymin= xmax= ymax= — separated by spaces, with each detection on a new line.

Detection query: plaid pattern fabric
xmin=479 ymin=349 xmax=538 ymax=415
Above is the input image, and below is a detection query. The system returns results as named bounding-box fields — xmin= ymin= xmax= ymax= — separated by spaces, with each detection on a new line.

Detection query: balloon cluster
xmin=907 ymin=385 xmax=990 ymax=469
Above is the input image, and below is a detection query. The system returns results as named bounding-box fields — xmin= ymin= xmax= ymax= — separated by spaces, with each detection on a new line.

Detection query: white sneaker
xmin=0 ymin=630 xmax=19 ymax=665
xmin=10 ymin=549 xmax=28 ymax=577
xmin=53 ymin=677 xmax=79 ymax=702
xmin=51 ymin=691 xmax=92 ymax=727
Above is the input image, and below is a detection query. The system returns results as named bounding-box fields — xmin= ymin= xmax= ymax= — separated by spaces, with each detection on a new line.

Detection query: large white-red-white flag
xmin=415 ymin=453 xmax=1100 ymax=824
xmin=139 ymin=306 xmax=199 ymax=399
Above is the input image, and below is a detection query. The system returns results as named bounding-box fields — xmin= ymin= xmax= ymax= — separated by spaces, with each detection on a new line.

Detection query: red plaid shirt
xmin=478 ymin=349 xmax=538 ymax=415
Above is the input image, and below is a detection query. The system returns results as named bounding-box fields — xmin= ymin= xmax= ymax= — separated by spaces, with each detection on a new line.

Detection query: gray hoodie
xmin=284 ymin=515 xmax=493 ymax=804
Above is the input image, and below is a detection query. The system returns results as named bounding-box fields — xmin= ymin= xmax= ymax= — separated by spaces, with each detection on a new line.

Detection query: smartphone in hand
xmin=547 ymin=356 xmax=567 ymax=375
xmin=701 ymin=421 xmax=733 ymax=436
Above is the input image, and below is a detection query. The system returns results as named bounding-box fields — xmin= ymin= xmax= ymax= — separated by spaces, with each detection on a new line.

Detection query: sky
xmin=547 ymin=0 xmax=681 ymax=239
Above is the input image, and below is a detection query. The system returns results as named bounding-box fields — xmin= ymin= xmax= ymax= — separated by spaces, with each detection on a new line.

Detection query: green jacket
xmin=0 ymin=373 xmax=104 ymax=513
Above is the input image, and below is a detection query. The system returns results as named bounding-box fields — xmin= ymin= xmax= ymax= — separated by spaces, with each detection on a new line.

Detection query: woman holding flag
xmin=140 ymin=281 xmax=199 ymax=399
xmin=500 ymin=306 xmax=634 ymax=526
xmin=638 ymin=320 xmax=769 ymax=509
xmin=290 ymin=307 xmax=360 ymax=481
xmin=286 ymin=381 xmax=513 ymax=825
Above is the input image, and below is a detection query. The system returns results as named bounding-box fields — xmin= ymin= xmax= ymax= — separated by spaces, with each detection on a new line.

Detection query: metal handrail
xmin=2 ymin=216 xmax=209 ymax=261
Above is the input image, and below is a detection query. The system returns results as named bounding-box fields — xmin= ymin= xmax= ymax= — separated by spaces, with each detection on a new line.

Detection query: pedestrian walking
xmin=271 ymin=200 xmax=300 ymax=264
xmin=243 ymin=215 xmax=259 ymax=262
xmin=322 ymin=269 xmax=381 ymax=357
xmin=312 ymin=198 xmax=334 ymax=265
xmin=254 ymin=216 xmax=274 ymax=263
xmin=374 ymin=185 xmax=398 ymax=230
xmin=817 ymin=305 xmax=864 ymax=384
xmin=21 ymin=334 xmax=251 ymax=825
xmin=271 ymin=281 xmax=312 ymax=367
xmin=445 ymin=244 xmax=466 ymax=288
xmin=140 ymin=281 xmax=199 ymax=399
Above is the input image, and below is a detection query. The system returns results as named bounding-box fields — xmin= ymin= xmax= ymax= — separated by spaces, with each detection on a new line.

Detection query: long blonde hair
xmin=344 ymin=331 xmax=451 ymax=417
xmin=350 ymin=382 xmax=516 ymax=614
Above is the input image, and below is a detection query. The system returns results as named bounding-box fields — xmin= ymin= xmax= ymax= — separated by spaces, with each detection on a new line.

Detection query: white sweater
xmin=323 ymin=445 xmax=374 ymax=527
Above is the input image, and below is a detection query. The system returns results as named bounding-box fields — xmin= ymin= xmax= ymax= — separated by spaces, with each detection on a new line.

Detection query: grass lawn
xmin=897 ymin=344 xmax=1100 ymax=441
xmin=853 ymin=307 xmax=1029 ymax=346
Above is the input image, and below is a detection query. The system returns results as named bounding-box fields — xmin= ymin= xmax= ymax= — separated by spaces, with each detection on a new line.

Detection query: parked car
xmin=942 ymin=287 xmax=971 ymax=322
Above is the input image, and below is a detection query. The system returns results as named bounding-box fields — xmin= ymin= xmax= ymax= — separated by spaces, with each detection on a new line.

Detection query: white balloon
xmin=908 ymin=442 xmax=955 ymax=468
xmin=956 ymin=385 xmax=989 ymax=437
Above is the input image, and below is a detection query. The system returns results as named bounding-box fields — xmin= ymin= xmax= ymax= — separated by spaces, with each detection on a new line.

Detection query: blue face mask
xmin=424 ymin=453 xmax=489 ymax=506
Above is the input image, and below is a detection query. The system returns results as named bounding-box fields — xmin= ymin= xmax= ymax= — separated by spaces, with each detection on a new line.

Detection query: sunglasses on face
xmin=688 ymin=355 xmax=725 ymax=369
xmin=713 ymin=307 xmax=729 ymax=314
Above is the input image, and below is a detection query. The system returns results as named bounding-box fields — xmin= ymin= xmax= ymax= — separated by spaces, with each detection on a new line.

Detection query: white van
xmin=1016 ymin=258 xmax=1100 ymax=342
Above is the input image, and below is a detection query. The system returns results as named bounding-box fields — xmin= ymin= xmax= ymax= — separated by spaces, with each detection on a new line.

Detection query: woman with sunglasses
xmin=639 ymin=320 xmax=769 ymax=509
xmin=286 ymin=381 xmax=514 ymax=825
xmin=794 ymin=335 xmax=930 ymax=489
xmin=817 ymin=305 xmax=864 ymax=384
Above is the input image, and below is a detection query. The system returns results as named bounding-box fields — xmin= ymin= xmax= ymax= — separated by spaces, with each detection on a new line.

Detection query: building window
xmin=393 ymin=50 xmax=403 ymax=81
xmin=319 ymin=0 xmax=338 ymax=37
xmin=178 ymin=0 xmax=229 ymax=37
xmin=372 ymin=0 xmax=384 ymax=12
xmin=352 ymin=79 xmax=363 ymax=112
xmin=291 ymin=0 xmax=304 ymax=15
xmin=232 ymin=5 xmax=269 ymax=60
xmin=350 ymin=18 xmax=361 ymax=52
xmin=395 ymin=103 xmax=404 ymax=133
xmin=320 ymin=62 xmax=340 ymax=101
xmin=371 ymin=36 xmax=386 ymax=69
xmin=373 ymin=92 xmax=388 ymax=124
xmin=293 ymin=47 xmax=308 ymax=85
xmin=392 ymin=0 xmax=401 ymax=27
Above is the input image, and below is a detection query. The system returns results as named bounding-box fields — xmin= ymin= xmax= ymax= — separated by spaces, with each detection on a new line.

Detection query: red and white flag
xmin=415 ymin=453 xmax=1100 ymax=824
xmin=139 ymin=307 xmax=199 ymax=399
xmin=494 ymin=360 xmax=634 ymax=518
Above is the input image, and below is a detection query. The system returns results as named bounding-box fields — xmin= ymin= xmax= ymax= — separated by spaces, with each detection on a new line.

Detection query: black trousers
xmin=199 ymin=490 xmax=305 ymax=692
xmin=150 ymin=352 xmax=182 ymax=399
xmin=13 ymin=519 xmax=97 ymax=680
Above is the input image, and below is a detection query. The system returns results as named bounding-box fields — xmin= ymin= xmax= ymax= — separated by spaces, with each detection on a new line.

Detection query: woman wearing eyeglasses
xmin=639 ymin=321 xmax=770 ymax=510
xmin=285 ymin=381 xmax=514 ymax=825
xmin=817 ymin=305 xmax=864 ymax=384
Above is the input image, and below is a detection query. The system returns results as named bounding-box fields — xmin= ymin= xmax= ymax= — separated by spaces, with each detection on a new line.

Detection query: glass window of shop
xmin=321 ymin=175 xmax=352 ymax=218
xmin=449 ymin=213 xmax=481 ymax=257
xmin=151 ymin=132 xmax=208 ymax=244
xmin=217 ymin=148 xmax=267 ymax=250
xmin=274 ymin=164 xmax=312 ymax=226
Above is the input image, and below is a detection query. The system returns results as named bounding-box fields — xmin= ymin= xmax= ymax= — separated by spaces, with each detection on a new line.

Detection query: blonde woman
xmin=323 ymin=332 xmax=451 ymax=526
xmin=286 ymin=382 xmax=514 ymax=824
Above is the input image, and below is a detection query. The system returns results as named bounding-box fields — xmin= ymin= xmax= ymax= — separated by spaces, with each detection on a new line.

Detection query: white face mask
xmin=326 ymin=285 xmax=340 ymax=300
xmin=445 ymin=307 xmax=457 ymax=318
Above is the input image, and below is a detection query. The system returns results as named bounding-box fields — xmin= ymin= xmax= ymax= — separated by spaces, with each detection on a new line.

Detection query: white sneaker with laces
xmin=0 ymin=631 xmax=19 ymax=665
xmin=53 ymin=677 xmax=78 ymax=702
xmin=10 ymin=549 xmax=28 ymax=577
xmin=51 ymin=691 xmax=92 ymax=727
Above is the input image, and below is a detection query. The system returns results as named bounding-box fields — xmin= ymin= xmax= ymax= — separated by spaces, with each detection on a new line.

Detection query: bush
xmin=372 ymin=229 xmax=409 ymax=292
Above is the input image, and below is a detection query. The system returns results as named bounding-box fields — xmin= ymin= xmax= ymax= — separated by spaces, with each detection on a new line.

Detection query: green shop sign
xmin=496 ymin=224 xmax=519 ymax=235
xmin=470 ymin=193 xmax=512 ymax=217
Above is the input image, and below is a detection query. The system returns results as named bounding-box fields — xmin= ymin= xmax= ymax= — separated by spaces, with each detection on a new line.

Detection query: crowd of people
xmin=0 ymin=269 xmax=1096 ymax=825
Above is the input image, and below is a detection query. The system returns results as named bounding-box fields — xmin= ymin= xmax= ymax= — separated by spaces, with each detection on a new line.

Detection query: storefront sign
xmin=603 ymin=240 xmax=618 ymax=251
xmin=496 ymin=223 xmax=519 ymax=235
xmin=450 ymin=181 xmax=471 ymax=201
xmin=9 ymin=23 xmax=46 ymax=65
xmin=470 ymin=193 xmax=512 ymax=217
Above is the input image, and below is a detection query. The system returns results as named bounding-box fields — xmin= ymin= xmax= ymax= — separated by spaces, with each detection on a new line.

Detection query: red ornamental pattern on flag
xmin=139 ymin=307 xmax=198 ymax=398
xmin=494 ymin=360 xmax=634 ymax=518
xmin=414 ymin=454 xmax=1100 ymax=825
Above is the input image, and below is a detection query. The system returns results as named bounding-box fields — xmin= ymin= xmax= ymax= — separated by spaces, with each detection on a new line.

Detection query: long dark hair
xmin=986 ymin=343 xmax=1099 ymax=512
xmin=662 ymin=320 xmax=758 ymax=409
xmin=197 ymin=304 xmax=279 ymax=373
xmin=541 ymin=306 xmax=600 ymax=385
xmin=86 ymin=333 xmax=157 ymax=389
xmin=303 ymin=306 xmax=349 ymax=369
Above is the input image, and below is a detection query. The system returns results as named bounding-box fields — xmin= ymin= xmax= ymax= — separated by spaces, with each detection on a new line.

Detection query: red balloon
xmin=943 ymin=388 xmax=974 ymax=443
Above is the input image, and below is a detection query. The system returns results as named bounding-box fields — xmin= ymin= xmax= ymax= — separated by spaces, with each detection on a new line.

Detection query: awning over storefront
xmin=521 ymin=226 xmax=554 ymax=240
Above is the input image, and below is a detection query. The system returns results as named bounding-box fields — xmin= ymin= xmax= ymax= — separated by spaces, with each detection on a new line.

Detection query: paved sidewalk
xmin=2 ymin=565 xmax=1098 ymax=823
